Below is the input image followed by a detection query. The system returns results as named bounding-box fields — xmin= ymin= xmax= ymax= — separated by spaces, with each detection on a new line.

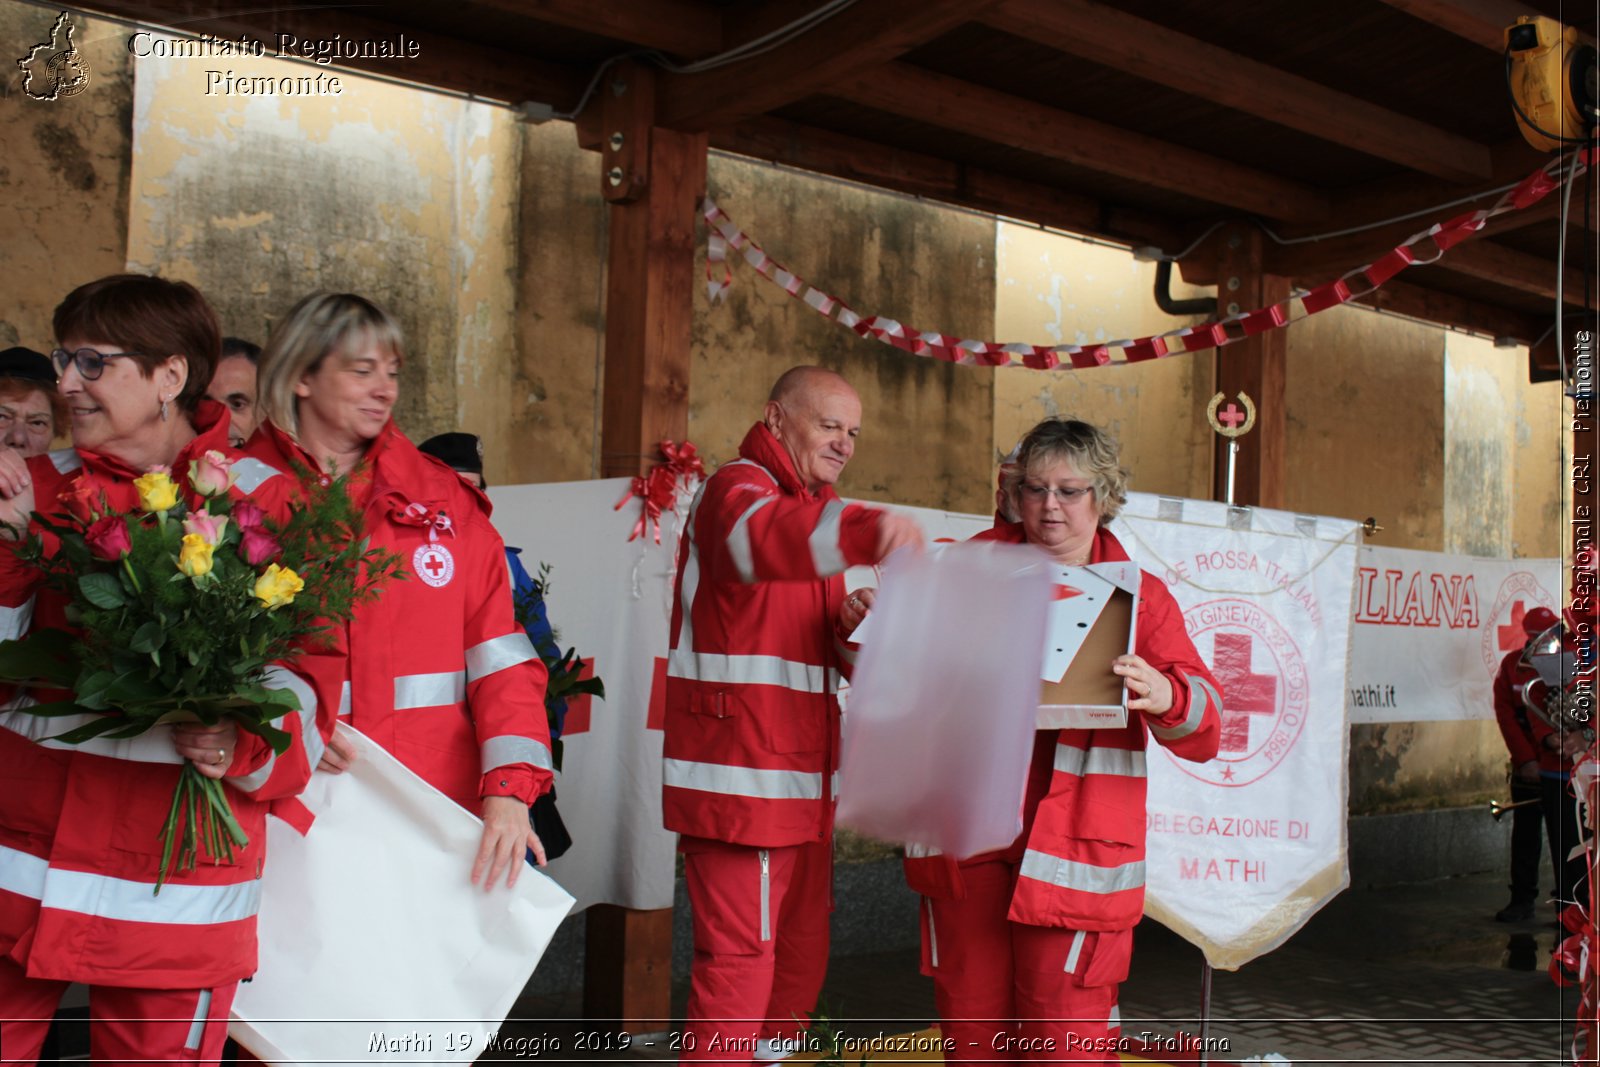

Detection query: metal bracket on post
xmin=600 ymin=60 xmax=654 ymax=204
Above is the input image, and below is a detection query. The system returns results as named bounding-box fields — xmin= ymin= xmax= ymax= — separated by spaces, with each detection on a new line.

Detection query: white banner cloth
xmin=230 ymin=725 xmax=575 ymax=1065
xmin=1112 ymin=497 xmax=1360 ymax=970
xmin=488 ymin=478 xmax=684 ymax=910
xmin=839 ymin=542 xmax=1051 ymax=858
xmin=1346 ymin=545 xmax=1561 ymax=723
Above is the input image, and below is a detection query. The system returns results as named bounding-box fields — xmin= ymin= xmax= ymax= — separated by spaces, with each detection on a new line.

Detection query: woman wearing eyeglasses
xmin=0 ymin=275 xmax=330 ymax=1065
xmin=244 ymin=292 xmax=552 ymax=888
xmin=902 ymin=417 xmax=1224 ymax=1063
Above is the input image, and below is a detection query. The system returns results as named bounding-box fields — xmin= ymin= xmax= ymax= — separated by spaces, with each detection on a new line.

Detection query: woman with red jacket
xmin=902 ymin=417 xmax=1223 ymax=1064
xmin=243 ymin=292 xmax=553 ymax=888
xmin=0 ymin=275 xmax=329 ymax=1065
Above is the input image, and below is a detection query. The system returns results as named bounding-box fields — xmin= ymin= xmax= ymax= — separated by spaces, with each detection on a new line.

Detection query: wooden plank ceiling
xmin=77 ymin=0 xmax=1596 ymax=355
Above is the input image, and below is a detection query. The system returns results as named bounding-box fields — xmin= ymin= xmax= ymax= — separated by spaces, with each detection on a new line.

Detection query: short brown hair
xmin=52 ymin=274 xmax=220 ymax=413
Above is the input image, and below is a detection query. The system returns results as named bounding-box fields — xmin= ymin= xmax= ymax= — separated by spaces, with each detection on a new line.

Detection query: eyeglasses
xmin=1020 ymin=483 xmax=1094 ymax=504
xmin=51 ymin=347 xmax=139 ymax=381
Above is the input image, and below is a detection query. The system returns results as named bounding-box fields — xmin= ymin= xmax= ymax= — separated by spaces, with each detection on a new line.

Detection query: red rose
xmin=85 ymin=515 xmax=132 ymax=560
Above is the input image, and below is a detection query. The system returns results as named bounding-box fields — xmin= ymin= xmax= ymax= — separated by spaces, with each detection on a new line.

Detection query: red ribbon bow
xmin=614 ymin=439 xmax=706 ymax=543
xmin=392 ymin=500 xmax=455 ymax=542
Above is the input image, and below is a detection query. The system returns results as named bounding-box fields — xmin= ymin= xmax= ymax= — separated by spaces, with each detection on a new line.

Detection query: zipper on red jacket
xmin=758 ymin=849 xmax=771 ymax=941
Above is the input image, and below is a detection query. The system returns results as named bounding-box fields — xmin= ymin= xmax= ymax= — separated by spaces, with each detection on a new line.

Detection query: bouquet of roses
xmin=0 ymin=451 xmax=403 ymax=890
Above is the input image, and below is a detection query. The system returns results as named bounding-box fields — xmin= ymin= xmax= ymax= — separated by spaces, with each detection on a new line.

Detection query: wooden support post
xmin=598 ymin=120 xmax=705 ymax=477
xmin=1211 ymin=228 xmax=1290 ymax=508
xmin=587 ymin=67 xmax=707 ymax=1033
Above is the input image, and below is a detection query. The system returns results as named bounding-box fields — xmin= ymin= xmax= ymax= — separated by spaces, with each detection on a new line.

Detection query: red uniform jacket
xmin=905 ymin=524 xmax=1223 ymax=932
xmin=1493 ymin=647 xmax=1560 ymax=771
xmin=241 ymin=420 xmax=552 ymax=811
xmin=662 ymin=423 xmax=884 ymax=847
xmin=0 ymin=402 xmax=333 ymax=988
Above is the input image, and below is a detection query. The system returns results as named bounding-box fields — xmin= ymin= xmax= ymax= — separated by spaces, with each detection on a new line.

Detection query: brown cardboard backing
xmin=1039 ymin=586 xmax=1134 ymax=706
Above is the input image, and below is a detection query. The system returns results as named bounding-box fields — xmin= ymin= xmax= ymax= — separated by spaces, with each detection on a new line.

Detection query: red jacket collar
xmin=737 ymin=422 xmax=838 ymax=502
xmin=978 ymin=520 xmax=1130 ymax=563
xmin=255 ymin=417 xmax=490 ymax=516
xmin=75 ymin=397 xmax=235 ymax=480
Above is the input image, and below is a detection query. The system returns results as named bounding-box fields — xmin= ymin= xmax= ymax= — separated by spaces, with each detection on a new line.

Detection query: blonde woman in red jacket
xmin=903 ymin=417 xmax=1223 ymax=1064
xmin=243 ymin=292 xmax=553 ymax=889
xmin=0 ymin=276 xmax=330 ymax=1065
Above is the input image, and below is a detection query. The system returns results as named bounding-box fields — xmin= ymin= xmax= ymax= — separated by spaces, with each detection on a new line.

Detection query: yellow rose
xmin=177 ymin=533 xmax=214 ymax=578
xmin=254 ymin=563 xmax=304 ymax=610
xmin=133 ymin=469 xmax=180 ymax=513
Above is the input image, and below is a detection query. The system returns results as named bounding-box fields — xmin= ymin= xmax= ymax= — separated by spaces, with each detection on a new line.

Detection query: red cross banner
xmin=1110 ymin=497 xmax=1362 ymax=970
xmin=1347 ymin=545 xmax=1561 ymax=723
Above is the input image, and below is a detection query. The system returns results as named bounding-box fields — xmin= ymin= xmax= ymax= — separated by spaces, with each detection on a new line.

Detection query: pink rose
xmin=182 ymin=509 xmax=228 ymax=546
xmin=187 ymin=450 xmax=237 ymax=498
xmin=232 ymin=500 xmax=266 ymax=529
xmin=84 ymin=515 xmax=131 ymax=560
xmin=241 ymin=526 xmax=280 ymax=566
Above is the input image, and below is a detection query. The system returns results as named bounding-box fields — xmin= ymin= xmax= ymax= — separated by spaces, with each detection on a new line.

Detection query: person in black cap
xmin=0 ymin=346 xmax=64 ymax=457
xmin=417 ymin=431 xmax=575 ymax=860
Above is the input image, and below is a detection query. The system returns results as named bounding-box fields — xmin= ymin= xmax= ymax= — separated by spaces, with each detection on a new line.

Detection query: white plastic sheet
xmin=230 ymin=724 xmax=575 ymax=1066
xmin=838 ymin=541 xmax=1050 ymax=859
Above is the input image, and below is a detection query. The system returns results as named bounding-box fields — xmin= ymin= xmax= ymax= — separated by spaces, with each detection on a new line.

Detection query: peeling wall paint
xmin=695 ymin=158 xmax=996 ymax=514
xmin=0 ymin=3 xmax=132 ymax=355
xmin=992 ymin=227 xmax=1214 ymax=499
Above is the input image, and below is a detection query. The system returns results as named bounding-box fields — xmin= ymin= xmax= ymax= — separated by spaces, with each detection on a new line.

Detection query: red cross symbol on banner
xmin=561 ymin=656 xmax=668 ymax=736
xmin=1498 ymin=600 xmax=1533 ymax=651
xmin=558 ymin=658 xmax=599 ymax=735
xmin=1217 ymin=403 xmax=1246 ymax=429
xmin=1212 ymin=632 xmax=1277 ymax=755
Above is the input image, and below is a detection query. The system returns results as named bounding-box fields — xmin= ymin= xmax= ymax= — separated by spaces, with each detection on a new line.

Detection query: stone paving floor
xmin=505 ymin=870 xmax=1585 ymax=1065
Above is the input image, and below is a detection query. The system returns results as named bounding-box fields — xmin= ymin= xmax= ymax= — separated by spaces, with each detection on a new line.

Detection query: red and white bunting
xmin=703 ymin=148 xmax=1595 ymax=370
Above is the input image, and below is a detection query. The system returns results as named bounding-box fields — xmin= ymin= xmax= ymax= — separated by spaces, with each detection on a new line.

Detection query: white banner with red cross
xmin=1111 ymin=496 xmax=1361 ymax=971
xmin=1347 ymin=545 xmax=1562 ymax=724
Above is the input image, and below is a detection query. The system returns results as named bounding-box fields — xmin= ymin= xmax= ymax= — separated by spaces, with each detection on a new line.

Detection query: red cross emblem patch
xmin=412 ymin=543 xmax=455 ymax=588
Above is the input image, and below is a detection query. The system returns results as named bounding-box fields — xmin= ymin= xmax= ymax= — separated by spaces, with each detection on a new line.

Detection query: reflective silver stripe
xmin=230 ymin=667 xmax=321 ymax=792
xmin=663 ymin=758 xmax=824 ymax=801
xmin=394 ymin=670 xmax=466 ymax=710
xmin=726 ymin=496 xmax=776 ymax=583
xmin=466 ymin=632 xmax=537 ymax=683
xmin=1108 ymin=1003 xmax=1120 ymax=1030
xmin=1150 ymin=674 xmax=1215 ymax=741
xmin=759 ymin=849 xmax=771 ymax=941
xmin=1053 ymin=742 xmax=1147 ymax=779
xmin=231 ymin=457 xmax=282 ymax=495
xmin=0 ymin=597 xmax=34 ymax=642
xmin=47 ymin=448 xmax=82 ymax=474
xmin=808 ymin=498 xmax=848 ymax=577
xmin=184 ymin=988 xmax=212 ymax=1050
xmin=338 ymin=680 xmax=352 ymax=717
xmin=925 ymin=898 xmax=939 ymax=968
xmin=667 ymin=650 xmax=829 ymax=693
xmin=481 ymin=734 xmax=554 ymax=773
xmin=904 ymin=841 xmax=943 ymax=859
xmin=672 ymin=485 xmax=709 ymax=658
xmin=0 ymin=695 xmax=183 ymax=764
xmin=1018 ymin=848 xmax=1145 ymax=896
xmin=834 ymin=633 xmax=858 ymax=668
xmin=1064 ymin=928 xmax=1087 ymax=973
xmin=0 ymin=842 xmax=260 ymax=925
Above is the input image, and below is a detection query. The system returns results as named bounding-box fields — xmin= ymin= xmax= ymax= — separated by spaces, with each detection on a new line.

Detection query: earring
xmin=160 ymin=397 xmax=169 ymax=422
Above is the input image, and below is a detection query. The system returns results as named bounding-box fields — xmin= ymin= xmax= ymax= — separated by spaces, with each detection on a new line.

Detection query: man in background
xmin=206 ymin=337 xmax=260 ymax=448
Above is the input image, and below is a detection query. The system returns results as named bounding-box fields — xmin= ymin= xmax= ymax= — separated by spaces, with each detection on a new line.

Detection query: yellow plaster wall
xmin=0 ymin=3 xmax=132 ymax=353
xmin=992 ymin=227 xmax=1214 ymax=500
xmin=123 ymin=48 xmax=519 ymax=448
xmin=693 ymin=157 xmax=996 ymax=513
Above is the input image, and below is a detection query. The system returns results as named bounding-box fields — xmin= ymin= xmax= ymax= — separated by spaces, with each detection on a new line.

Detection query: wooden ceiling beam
xmin=712 ymin=116 xmax=1183 ymax=251
xmin=468 ymin=0 xmax=722 ymax=58
xmin=835 ymin=63 xmax=1330 ymax=222
xmin=656 ymin=0 xmax=995 ymax=131
xmin=1376 ymin=0 xmax=1593 ymax=50
xmin=1428 ymin=239 xmax=1591 ymax=304
xmin=985 ymin=0 xmax=1492 ymax=184
xmin=69 ymin=0 xmax=586 ymax=107
xmin=1353 ymin=277 xmax=1545 ymax=341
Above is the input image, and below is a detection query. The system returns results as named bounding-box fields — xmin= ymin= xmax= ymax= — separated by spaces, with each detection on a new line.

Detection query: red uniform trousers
xmin=680 ymin=834 xmax=832 ymax=1063
xmin=921 ymin=860 xmax=1131 ymax=1065
xmin=0 ymin=957 xmax=236 ymax=1066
